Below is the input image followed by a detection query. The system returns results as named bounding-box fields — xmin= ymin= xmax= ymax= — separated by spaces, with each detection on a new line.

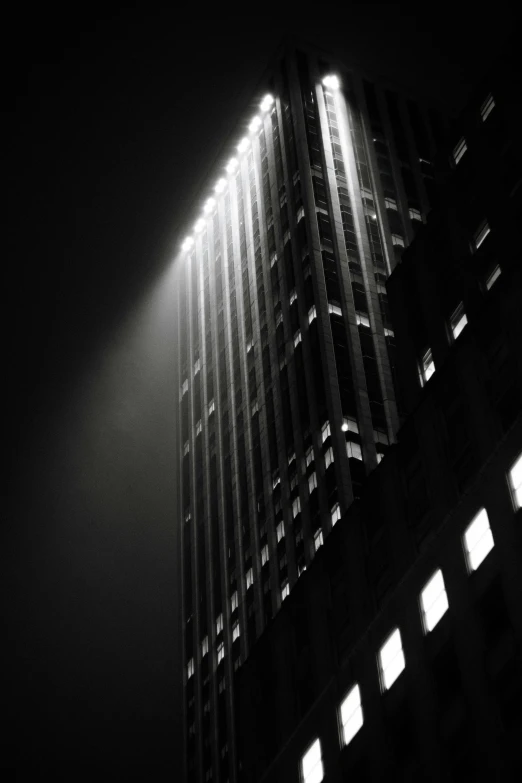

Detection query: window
xmin=276 ymin=521 xmax=285 ymax=542
xmin=308 ymin=472 xmax=318 ymax=493
xmin=195 ymin=419 xmax=202 ymax=436
xmin=463 ymin=508 xmax=494 ymax=572
xmin=187 ymin=658 xmax=194 ymax=679
xmin=272 ymin=474 xmax=281 ymax=489
xmin=339 ymin=684 xmax=363 ymax=746
xmin=216 ymin=614 xmax=223 ymax=634
xmin=261 ymin=545 xmax=269 ymax=565
xmin=292 ymin=496 xmax=301 ymax=518
xmin=384 ymin=197 xmax=398 ymax=210
xmin=508 ymin=452 xmax=521 ymax=510
xmin=183 ymin=440 xmax=190 ymax=456
xmin=314 ymin=529 xmax=324 ymax=551
xmin=217 ymin=642 xmax=225 ymax=663
xmin=480 ymin=93 xmax=495 ymax=121
xmin=232 ymin=621 xmax=240 ymax=641
xmin=418 ymin=347 xmax=435 ymax=386
xmin=384 ymin=327 xmax=394 ymax=337
xmin=420 ymin=570 xmax=449 ymax=633
xmin=485 ymin=264 xmax=501 ymax=290
xmin=230 ymin=591 xmax=238 ymax=611
xmin=289 ymin=288 xmax=297 ymax=305
xmin=449 ymin=302 xmax=468 ymax=340
xmin=391 ymin=234 xmax=405 ymax=247
xmin=471 ymin=219 xmax=490 ymax=252
xmin=294 ymin=330 xmax=302 ymax=347
xmin=251 ymin=399 xmax=259 ymax=415
xmin=308 ymin=305 xmax=317 ymax=324
xmin=184 ymin=509 xmax=191 ymax=523
xmin=346 ymin=441 xmax=363 ymax=460
xmin=305 ymin=447 xmax=314 ymax=467
xmin=378 ymin=628 xmax=405 ymax=690
xmin=409 ymin=207 xmax=422 ymax=221
xmin=331 ymin=502 xmax=341 ymax=526
xmin=324 ymin=447 xmax=334 ymax=468
xmin=356 ymin=312 xmax=370 ymax=327
xmin=208 ymin=399 xmax=215 ymax=415
xmin=328 ymin=302 xmax=342 ymax=316
xmin=301 ymin=738 xmax=323 ymax=783
xmin=322 ymin=421 xmax=331 ymax=442
xmin=297 ymin=206 xmax=305 ymax=222
xmin=246 ymin=568 xmax=253 ymax=589
xmin=342 ymin=416 xmax=359 ymax=434
xmin=452 ymin=137 xmax=467 ymax=165
xmin=281 ymin=580 xmax=290 ymax=601
xmin=194 ymin=358 xmax=200 ymax=374
xmin=201 ymin=636 xmax=209 ymax=657
xmin=181 ymin=378 xmax=189 ymax=396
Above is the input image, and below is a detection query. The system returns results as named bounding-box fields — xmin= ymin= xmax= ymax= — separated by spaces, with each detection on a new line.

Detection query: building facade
xmin=175 ymin=41 xmax=446 ymax=783
xmin=235 ymin=44 xmax=522 ymax=782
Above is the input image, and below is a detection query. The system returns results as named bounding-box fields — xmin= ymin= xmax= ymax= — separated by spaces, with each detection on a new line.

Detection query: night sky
xmin=6 ymin=4 xmax=514 ymax=780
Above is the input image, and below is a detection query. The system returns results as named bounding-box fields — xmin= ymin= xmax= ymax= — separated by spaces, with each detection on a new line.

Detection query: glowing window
xmin=308 ymin=305 xmax=317 ymax=324
xmin=463 ymin=508 xmax=494 ymax=572
xmin=331 ymin=502 xmax=341 ymax=526
xmin=208 ymin=399 xmax=215 ymax=415
xmin=201 ymin=636 xmax=209 ymax=657
xmin=281 ymin=580 xmax=290 ymax=601
xmin=187 ymin=658 xmax=194 ymax=679
xmin=294 ymin=330 xmax=302 ymax=347
xmin=273 ymin=474 xmax=280 ymax=490
xmin=276 ymin=522 xmax=285 ymax=542
xmin=340 ymin=684 xmax=363 ymax=746
xmin=419 ymin=348 xmax=435 ymax=386
xmin=480 ymin=94 xmax=495 ymax=121
xmin=301 ymin=738 xmax=324 ymax=783
xmin=508 ymin=452 xmax=522 ymax=509
xmin=346 ymin=441 xmax=362 ymax=460
xmin=183 ymin=441 xmax=190 ymax=456
xmin=378 ymin=628 xmax=405 ymax=691
xmin=453 ymin=137 xmax=467 ymax=165
xmin=420 ymin=570 xmax=449 ymax=633
xmin=296 ymin=206 xmax=305 ymax=222
xmin=292 ymin=497 xmax=301 ymax=518
xmin=485 ymin=264 xmax=501 ymax=290
xmin=356 ymin=312 xmax=370 ymax=328
xmin=409 ymin=207 xmax=422 ymax=221
xmin=384 ymin=327 xmax=394 ymax=337
xmin=308 ymin=473 xmax=318 ymax=493
xmin=321 ymin=421 xmax=331 ymax=442
xmin=289 ymin=288 xmax=297 ymax=305
xmin=324 ymin=447 xmax=334 ymax=468
xmin=328 ymin=302 xmax=342 ymax=316
xmin=450 ymin=302 xmax=468 ymax=340
xmin=181 ymin=378 xmax=189 ymax=396
xmin=342 ymin=416 xmax=359 ymax=434
xmin=385 ymin=197 xmax=398 ymax=210
xmin=232 ymin=621 xmax=240 ymax=642
xmin=472 ymin=220 xmax=490 ymax=252
xmin=314 ymin=529 xmax=324 ymax=552
xmin=305 ymin=447 xmax=314 ymax=467
xmin=246 ymin=568 xmax=253 ymax=589
xmin=391 ymin=234 xmax=405 ymax=247
xmin=261 ymin=545 xmax=269 ymax=565
xmin=216 ymin=614 xmax=223 ymax=634
xmin=195 ymin=420 xmax=202 ymax=436
xmin=217 ymin=642 xmax=225 ymax=664
xmin=230 ymin=591 xmax=238 ymax=611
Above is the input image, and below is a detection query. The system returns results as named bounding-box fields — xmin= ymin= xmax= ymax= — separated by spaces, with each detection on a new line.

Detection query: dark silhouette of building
xmin=175 ymin=39 xmax=521 ymax=783
xmin=235 ymin=44 xmax=522 ymax=782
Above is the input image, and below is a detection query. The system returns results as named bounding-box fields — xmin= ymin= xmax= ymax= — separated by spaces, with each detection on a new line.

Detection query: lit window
xmin=346 ymin=441 xmax=363 ymax=460
xmin=321 ymin=421 xmax=331 ymax=442
xmin=246 ymin=568 xmax=254 ymax=589
xmin=356 ymin=312 xmax=370 ymax=327
xmin=480 ymin=93 xmax=495 ymax=121
xmin=452 ymin=137 xmax=467 ymax=165
xmin=342 ymin=416 xmax=359 ymax=434
xmin=273 ymin=474 xmax=281 ymax=489
xmin=261 ymin=545 xmax=269 ymax=565
xmin=485 ymin=264 xmax=501 ymax=290
xmin=384 ymin=327 xmax=394 ymax=337
xmin=301 ymin=738 xmax=324 ymax=783
xmin=508 ymin=452 xmax=522 ymax=510
xmin=186 ymin=658 xmax=194 ymax=679
xmin=409 ymin=207 xmax=422 ymax=221
xmin=260 ymin=94 xmax=274 ymax=112
xmin=195 ymin=419 xmax=202 ymax=436
xmin=418 ymin=347 xmax=435 ymax=386
xmin=328 ymin=302 xmax=342 ymax=316
xmin=194 ymin=358 xmax=200 ymax=374
xmin=275 ymin=309 xmax=283 ymax=327
xmin=463 ymin=508 xmax=494 ymax=572
xmin=314 ymin=529 xmax=324 ymax=551
xmin=471 ymin=220 xmax=490 ymax=252
xmin=290 ymin=473 xmax=299 ymax=491
xmin=183 ymin=440 xmax=190 ymax=456
xmin=324 ymin=447 xmax=334 ymax=468
xmin=376 ymin=453 xmax=384 ymax=464
xmin=288 ymin=452 xmax=296 ymax=465
xmin=230 ymin=591 xmax=238 ymax=611
xmin=281 ymin=580 xmax=290 ymax=601
xmin=331 ymin=502 xmax=341 ymax=526
xmin=420 ymin=570 xmax=449 ymax=633
xmin=181 ymin=378 xmax=189 ymax=396
xmin=276 ymin=522 xmax=285 ymax=542
xmin=289 ymin=288 xmax=297 ymax=305
xmin=232 ymin=621 xmax=240 ymax=641
xmin=270 ymin=252 xmax=278 ymax=268
xmin=217 ymin=642 xmax=225 ymax=663
xmin=308 ymin=472 xmax=318 ymax=493
xmin=201 ymin=636 xmax=209 ymax=657
xmin=208 ymin=399 xmax=215 ymax=415
xmin=248 ymin=115 xmax=262 ymax=133
xmin=391 ymin=234 xmax=405 ymax=247
xmin=292 ymin=496 xmax=301 ymax=518
xmin=305 ymin=447 xmax=314 ymax=467
xmin=251 ymin=399 xmax=259 ymax=415
xmin=294 ymin=330 xmax=302 ymax=348
xmin=184 ymin=509 xmax=191 ymax=523
xmin=308 ymin=305 xmax=317 ymax=324
xmin=323 ymin=73 xmax=340 ymax=90
xmin=378 ymin=628 xmax=405 ymax=691
xmin=450 ymin=302 xmax=468 ymax=340
xmin=246 ymin=339 xmax=253 ymax=352
xmin=340 ymin=684 xmax=363 ymax=746
xmin=384 ymin=197 xmax=398 ymax=210
xmin=216 ymin=614 xmax=223 ymax=634
xmin=296 ymin=206 xmax=305 ymax=222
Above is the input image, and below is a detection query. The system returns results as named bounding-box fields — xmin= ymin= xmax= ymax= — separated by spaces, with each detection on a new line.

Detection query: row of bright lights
xmin=180 ymin=75 xmax=341 ymax=253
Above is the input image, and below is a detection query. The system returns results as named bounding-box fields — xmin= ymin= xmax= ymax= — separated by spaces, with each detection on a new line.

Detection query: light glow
xmin=237 ymin=137 xmax=250 ymax=154
xmin=226 ymin=157 xmax=238 ymax=174
xmin=322 ymin=74 xmax=340 ymax=91
xmin=203 ymin=197 xmax=216 ymax=214
xmin=260 ymin=94 xmax=274 ymax=112
xmin=249 ymin=115 xmax=262 ymax=133
xmin=214 ymin=178 xmax=226 ymax=194
xmin=181 ymin=237 xmax=194 ymax=252
xmin=194 ymin=218 xmax=205 ymax=233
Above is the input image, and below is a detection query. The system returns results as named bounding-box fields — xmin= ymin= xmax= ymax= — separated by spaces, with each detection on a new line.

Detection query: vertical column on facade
xmin=287 ymin=52 xmax=355 ymax=524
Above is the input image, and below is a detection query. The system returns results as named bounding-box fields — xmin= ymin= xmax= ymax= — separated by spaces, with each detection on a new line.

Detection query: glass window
xmin=246 ymin=568 xmax=254 ymax=589
xmin=328 ymin=302 xmax=342 ymax=316
xmin=276 ymin=521 xmax=285 ymax=542
xmin=485 ymin=264 xmax=501 ymax=290
xmin=452 ymin=137 xmax=467 ymax=165
xmin=339 ymin=684 xmax=363 ymax=746
xmin=301 ymin=738 xmax=323 ymax=783
xmin=294 ymin=330 xmax=302 ymax=347
xmin=378 ymin=628 xmax=405 ymax=690
xmin=508 ymin=453 xmax=522 ymax=510
xmin=342 ymin=416 xmax=359 ymax=434
xmin=356 ymin=312 xmax=371 ymax=327
xmin=346 ymin=441 xmax=363 ymax=460
xmin=409 ymin=207 xmax=422 ymax=221
xmin=419 ymin=348 xmax=435 ymax=386
xmin=208 ymin=399 xmax=215 ymax=415
xmin=308 ymin=305 xmax=317 ymax=324
xmin=306 ymin=447 xmax=314 ymax=467
xmin=324 ymin=447 xmax=334 ymax=468
xmin=195 ymin=419 xmax=202 ymax=436
xmin=321 ymin=421 xmax=331 ymax=442
xmin=420 ymin=570 xmax=449 ymax=632
xmin=216 ymin=613 xmax=223 ymax=634
xmin=480 ymin=93 xmax=495 ymax=121
xmin=201 ymin=636 xmax=209 ymax=656
xmin=314 ymin=529 xmax=324 ymax=551
xmin=293 ymin=496 xmax=301 ymax=518
xmin=308 ymin=472 xmax=318 ymax=493
xmin=450 ymin=302 xmax=468 ymax=340
xmin=230 ymin=591 xmax=238 ymax=611
xmin=391 ymin=234 xmax=405 ymax=247
xmin=463 ymin=508 xmax=494 ymax=572
xmin=261 ymin=544 xmax=269 ymax=565
xmin=281 ymin=580 xmax=290 ymax=601
xmin=217 ymin=642 xmax=225 ymax=664
xmin=232 ymin=621 xmax=240 ymax=641
xmin=187 ymin=658 xmax=194 ymax=679
xmin=384 ymin=197 xmax=398 ymax=210
xmin=183 ymin=440 xmax=190 ymax=456
xmin=471 ymin=220 xmax=490 ymax=252
xmin=331 ymin=502 xmax=341 ymax=526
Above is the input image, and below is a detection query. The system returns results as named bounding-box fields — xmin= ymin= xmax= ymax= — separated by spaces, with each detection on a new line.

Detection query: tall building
xmin=175 ymin=40 xmax=446 ymax=783
xmin=235 ymin=42 xmax=522 ymax=782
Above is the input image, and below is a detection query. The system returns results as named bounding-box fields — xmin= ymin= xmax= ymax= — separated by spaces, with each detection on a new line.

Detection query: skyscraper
xmin=175 ymin=40 xmax=444 ymax=783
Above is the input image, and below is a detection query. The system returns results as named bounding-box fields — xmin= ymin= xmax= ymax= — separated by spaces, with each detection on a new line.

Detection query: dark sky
xmin=5 ymin=4 xmax=515 ymax=780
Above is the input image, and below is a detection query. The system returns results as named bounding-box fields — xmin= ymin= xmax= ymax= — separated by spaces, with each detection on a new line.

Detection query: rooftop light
xmin=322 ymin=74 xmax=340 ymax=91
xmin=214 ymin=178 xmax=227 ymax=194
xmin=237 ymin=137 xmax=250 ymax=154
xmin=226 ymin=157 xmax=238 ymax=174
xmin=203 ymin=197 xmax=216 ymax=214
xmin=181 ymin=237 xmax=194 ymax=252
xmin=260 ymin=94 xmax=274 ymax=112
xmin=194 ymin=218 xmax=205 ymax=233
xmin=249 ymin=115 xmax=262 ymax=133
